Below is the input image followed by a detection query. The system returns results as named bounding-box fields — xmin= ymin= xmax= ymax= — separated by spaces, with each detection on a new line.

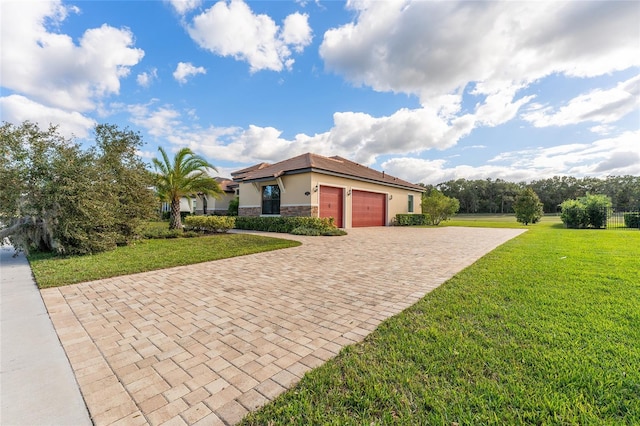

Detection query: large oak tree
xmin=0 ymin=121 xmax=156 ymax=255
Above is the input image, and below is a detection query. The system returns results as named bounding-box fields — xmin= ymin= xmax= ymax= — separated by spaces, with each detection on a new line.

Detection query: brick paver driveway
xmin=42 ymin=226 xmax=524 ymax=425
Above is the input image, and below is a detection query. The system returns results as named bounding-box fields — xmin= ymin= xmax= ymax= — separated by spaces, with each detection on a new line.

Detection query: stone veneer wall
xmin=239 ymin=207 xmax=261 ymax=216
xmin=280 ymin=205 xmax=318 ymax=217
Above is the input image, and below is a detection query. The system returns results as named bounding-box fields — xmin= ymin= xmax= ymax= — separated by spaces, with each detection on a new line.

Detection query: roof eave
xmin=240 ymin=167 xmax=425 ymax=192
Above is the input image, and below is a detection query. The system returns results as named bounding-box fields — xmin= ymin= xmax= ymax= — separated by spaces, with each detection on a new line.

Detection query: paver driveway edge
xmin=41 ymin=227 xmax=525 ymax=425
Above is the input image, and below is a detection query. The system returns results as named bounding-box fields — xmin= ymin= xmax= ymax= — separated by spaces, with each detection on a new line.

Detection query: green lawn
xmin=242 ymin=222 xmax=640 ymax=425
xmin=442 ymin=213 xmax=562 ymax=228
xmin=29 ymin=233 xmax=300 ymax=288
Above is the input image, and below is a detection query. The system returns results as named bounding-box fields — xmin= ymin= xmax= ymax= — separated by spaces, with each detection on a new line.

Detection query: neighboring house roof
xmin=231 ymin=162 xmax=270 ymax=181
xmin=233 ymin=152 xmax=425 ymax=192
xmin=214 ymin=177 xmax=238 ymax=193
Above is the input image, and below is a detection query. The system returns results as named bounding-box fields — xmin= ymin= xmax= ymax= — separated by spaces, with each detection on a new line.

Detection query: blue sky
xmin=1 ymin=0 xmax=639 ymax=184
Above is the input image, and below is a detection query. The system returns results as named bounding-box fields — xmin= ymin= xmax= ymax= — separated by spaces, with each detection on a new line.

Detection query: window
xmin=408 ymin=194 xmax=414 ymax=213
xmin=262 ymin=184 xmax=281 ymax=215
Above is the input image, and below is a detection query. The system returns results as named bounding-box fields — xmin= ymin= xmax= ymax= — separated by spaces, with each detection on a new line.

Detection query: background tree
xmin=153 ymin=147 xmax=222 ymax=230
xmin=435 ymin=176 xmax=638 ymax=215
xmin=513 ymin=187 xmax=543 ymax=225
xmin=421 ymin=189 xmax=460 ymax=225
xmin=0 ymin=121 xmax=155 ymax=255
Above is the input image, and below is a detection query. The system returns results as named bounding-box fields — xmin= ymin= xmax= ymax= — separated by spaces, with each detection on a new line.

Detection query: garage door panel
xmin=352 ymin=190 xmax=386 ymax=227
xmin=320 ymin=186 xmax=343 ymax=228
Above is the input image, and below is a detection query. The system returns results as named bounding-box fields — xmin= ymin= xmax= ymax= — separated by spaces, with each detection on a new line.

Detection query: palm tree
xmin=153 ymin=147 xmax=223 ymax=230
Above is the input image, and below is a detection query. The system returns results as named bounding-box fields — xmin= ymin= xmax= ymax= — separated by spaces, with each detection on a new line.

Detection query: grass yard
xmin=242 ymin=222 xmax=640 ymax=425
xmin=443 ymin=213 xmax=562 ymax=228
xmin=29 ymin=233 xmax=301 ymax=288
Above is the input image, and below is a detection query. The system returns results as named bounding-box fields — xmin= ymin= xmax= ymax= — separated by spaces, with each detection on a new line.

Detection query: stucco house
xmin=232 ymin=153 xmax=424 ymax=228
xmin=160 ymin=177 xmax=238 ymax=216
xmin=195 ymin=177 xmax=238 ymax=215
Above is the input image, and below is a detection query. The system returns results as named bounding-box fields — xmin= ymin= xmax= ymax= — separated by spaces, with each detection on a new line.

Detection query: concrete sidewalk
xmin=0 ymin=245 xmax=91 ymax=426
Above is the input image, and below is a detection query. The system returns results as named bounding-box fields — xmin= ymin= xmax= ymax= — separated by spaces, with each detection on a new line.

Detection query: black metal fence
xmin=606 ymin=208 xmax=640 ymax=229
xmin=560 ymin=206 xmax=640 ymax=229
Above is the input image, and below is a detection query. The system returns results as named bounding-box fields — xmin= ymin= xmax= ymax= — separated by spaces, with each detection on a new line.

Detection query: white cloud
xmin=382 ymin=131 xmax=640 ymax=185
xmin=126 ymin=96 xmax=640 ymax=185
xmin=382 ymin=157 xmax=536 ymax=186
xmin=0 ymin=95 xmax=96 ymax=138
xmin=281 ymin=12 xmax=312 ymax=52
xmin=125 ymin=100 xmax=479 ymax=167
xmin=521 ymin=74 xmax=640 ymax=128
xmin=173 ymin=62 xmax=207 ymax=84
xmin=320 ymin=1 xmax=639 ymax=102
xmin=1 ymin=0 xmax=144 ymax=112
xmin=128 ymin=102 xmax=184 ymax=137
xmin=187 ymin=0 xmax=312 ymax=72
xmin=167 ymin=0 xmax=202 ymax=15
xmin=0 ymin=0 xmax=143 ymax=139
xmin=136 ymin=150 xmax=158 ymax=160
xmin=314 ymin=1 xmax=639 ymax=161
xmin=489 ymin=130 xmax=640 ymax=176
xmin=137 ymin=69 xmax=158 ymax=88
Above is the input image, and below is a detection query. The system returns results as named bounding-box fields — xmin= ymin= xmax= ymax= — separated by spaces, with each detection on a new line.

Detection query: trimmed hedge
xmin=290 ymin=226 xmax=347 ymax=236
xmin=624 ymin=212 xmax=640 ymax=228
xmin=184 ymin=215 xmax=236 ymax=233
xmin=235 ymin=216 xmax=336 ymax=233
xmin=142 ymin=229 xmax=199 ymax=239
xmin=394 ymin=214 xmax=428 ymax=226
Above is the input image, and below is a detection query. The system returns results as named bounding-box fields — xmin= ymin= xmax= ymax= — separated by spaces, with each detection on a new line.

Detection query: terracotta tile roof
xmin=214 ymin=177 xmax=238 ymax=192
xmin=233 ymin=152 xmax=425 ymax=192
xmin=230 ymin=162 xmax=270 ymax=181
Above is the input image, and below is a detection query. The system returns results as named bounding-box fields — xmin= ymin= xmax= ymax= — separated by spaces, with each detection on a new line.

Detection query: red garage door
xmin=320 ymin=186 xmax=344 ymax=228
xmin=352 ymin=190 xmax=386 ymax=227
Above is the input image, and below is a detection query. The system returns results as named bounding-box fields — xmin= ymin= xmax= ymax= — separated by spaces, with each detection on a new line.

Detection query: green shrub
xmin=394 ymin=214 xmax=428 ymax=226
xmin=560 ymin=199 xmax=587 ymax=228
xmin=421 ymin=190 xmax=460 ymax=225
xmin=561 ymin=194 xmax=611 ymax=229
xmin=624 ymin=212 xmax=640 ymax=228
xmin=290 ymin=227 xmax=322 ymax=236
xmin=235 ymin=216 xmax=335 ymax=233
xmin=320 ymin=227 xmax=347 ymax=236
xmin=142 ymin=228 xmax=184 ymax=239
xmin=227 ymin=197 xmax=239 ymax=216
xmin=184 ymin=215 xmax=236 ymax=233
xmin=584 ymin=194 xmax=611 ymax=228
xmin=290 ymin=226 xmax=347 ymax=236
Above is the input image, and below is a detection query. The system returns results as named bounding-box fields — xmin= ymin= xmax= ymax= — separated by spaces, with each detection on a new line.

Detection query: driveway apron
xmin=41 ymin=227 xmax=525 ymax=425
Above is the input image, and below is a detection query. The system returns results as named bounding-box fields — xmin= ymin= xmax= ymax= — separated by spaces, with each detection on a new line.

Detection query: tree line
xmin=429 ymin=176 xmax=640 ymax=214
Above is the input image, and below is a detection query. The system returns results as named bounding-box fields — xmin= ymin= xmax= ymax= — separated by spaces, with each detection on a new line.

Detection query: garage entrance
xmin=319 ymin=186 xmax=344 ymax=228
xmin=352 ymin=190 xmax=386 ymax=227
